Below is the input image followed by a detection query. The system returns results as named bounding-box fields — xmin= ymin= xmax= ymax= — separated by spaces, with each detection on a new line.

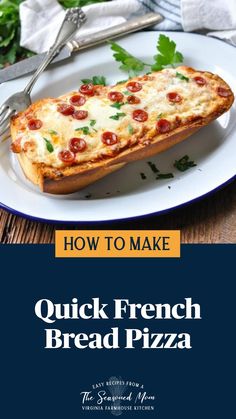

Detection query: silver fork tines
xmin=0 ymin=108 xmax=14 ymax=126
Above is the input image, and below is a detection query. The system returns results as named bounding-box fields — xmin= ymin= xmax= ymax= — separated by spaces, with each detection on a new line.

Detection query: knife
xmin=0 ymin=13 xmax=163 ymax=84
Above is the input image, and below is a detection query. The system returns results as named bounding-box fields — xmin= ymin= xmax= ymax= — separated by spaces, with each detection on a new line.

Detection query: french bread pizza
xmin=10 ymin=66 xmax=234 ymax=195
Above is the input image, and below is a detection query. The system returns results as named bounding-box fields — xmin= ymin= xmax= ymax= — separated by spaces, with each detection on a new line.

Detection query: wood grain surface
xmin=0 ymin=179 xmax=235 ymax=244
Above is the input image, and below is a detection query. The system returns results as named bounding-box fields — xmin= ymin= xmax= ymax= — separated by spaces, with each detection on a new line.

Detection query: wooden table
xmin=0 ymin=179 xmax=235 ymax=244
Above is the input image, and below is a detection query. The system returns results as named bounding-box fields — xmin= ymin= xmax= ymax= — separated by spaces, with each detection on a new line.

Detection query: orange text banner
xmin=55 ymin=230 xmax=180 ymax=258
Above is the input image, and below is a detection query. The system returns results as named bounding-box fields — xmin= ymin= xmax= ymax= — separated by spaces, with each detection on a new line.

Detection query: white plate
xmin=0 ymin=32 xmax=235 ymax=222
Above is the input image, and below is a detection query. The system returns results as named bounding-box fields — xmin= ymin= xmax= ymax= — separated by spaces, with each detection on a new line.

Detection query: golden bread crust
xmin=10 ymin=66 xmax=234 ymax=194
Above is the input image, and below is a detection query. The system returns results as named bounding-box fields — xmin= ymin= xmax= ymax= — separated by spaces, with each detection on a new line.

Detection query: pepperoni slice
xmin=57 ymin=103 xmax=75 ymax=116
xmin=70 ymin=94 xmax=86 ymax=106
xmin=102 ymin=131 xmax=118 ymax=146
xmin=156 ymin=119 xmax=171 ymax=133
xmin=126 ymin=81 xmax=142 ymax=92
xmin=58 ymin=150 xmax=75 ymax=164
xmin=132 ymin=109 xmax=148 ymax=122
xmin=79 ymin=83 xmax=95 ymax=96
xmin=72 ymin=110 xmax=88 ymax=120
xmin=167 ymin=92 xmax=182 ymax=103
xmin=69 ymin=137 xmax=87 ymax=153
xmin=108 ymin=91 xmax=124 ymax=102
xmin=217 ymin=87 xmax=231 ymax=97
xmin=193 ymin=76 xmax=206 ymax=86
xmin=28 ymin=119 xmax=43 ymax=130
xmin=127 ymin=95 xmax=141 ymax=104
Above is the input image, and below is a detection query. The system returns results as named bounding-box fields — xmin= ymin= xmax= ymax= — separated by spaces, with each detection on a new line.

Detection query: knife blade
xmin=0 ymin=13 xmax=163 ymax=84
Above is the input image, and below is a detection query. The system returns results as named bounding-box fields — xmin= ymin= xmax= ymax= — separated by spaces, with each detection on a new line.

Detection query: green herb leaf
xmin=111 ymin=102 xmax=125 ymax=110
xmin=75 ymin=126 xmax=90 ymax=135
xmin=81 ymin=78 xmax=93 ymax=84
xmin=174 ymin=155 xmax=197 ymax=172
xmin=123 ymin=90 xmax=130 ymax=96
xmin=92 ymin=75 xmax=106 ymax=85
xmin=109 ymin=112 xmax=126 ymax=121
xmin=176 ymin=72 xmax=189 ymax=82
xmin=156 ymin=173 xmax=174 ymax=180
xmin=48 ymin=129 xmax=58 ymax=135
xmin=43 ymin=137 xmax=54 ymax=153
xmin=157 ymin=113 xmax=163 ymax=120
xmin=147 ymin=161 xmax=159 ymax=174
xmin=116 ymin=79 xmax=129 ymax=85
xmin=81 ymin=75 xmax=106 ymax=86
xmin=128 ymin=124 xmax=134 ymax=135
xmin=89 ymin=119 xmax=96 ymax=127
xmin=151 ymin=34 xmax=183 ymax=71
xmin=109 ymin=41 xmax=146 ymax=76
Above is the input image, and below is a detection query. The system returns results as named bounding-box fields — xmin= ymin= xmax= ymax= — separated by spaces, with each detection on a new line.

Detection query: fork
xmin=0 ymin=7 xmax=86 ymax=138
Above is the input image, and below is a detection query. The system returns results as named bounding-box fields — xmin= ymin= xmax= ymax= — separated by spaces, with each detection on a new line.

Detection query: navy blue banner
xmin=1 ymin=245 xmax=234 ymax=418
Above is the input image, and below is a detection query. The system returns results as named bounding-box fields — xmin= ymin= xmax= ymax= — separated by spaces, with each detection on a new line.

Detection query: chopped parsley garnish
xmin=89 ymin=120 xmax=98 ymax=132
xmin=109 ymin=41 xmax=146 ymax=76
xmin=151 ymin=35 xmax=183 ymax=71
xmin=111 ymin=102 xmax=125 ymax=110
xmin=43 ymin=137 xmax=54 ymax=153
xmin=123 ymin=90 xmax=130 ymax=95
xmin=116 ymin=79 xmax=129 ymax=84
xmin=174 ymin=155 xmax=197 ymax=171
xmin=156 ymin=173 xmax=174 ymax=180
xmin=48 ymin=129 xmax=58 ymax=135
xmin=75 ymin=126 xmax=90 ymax=135
xmin=157 ymin=113 xmax=163 ymax=119
xmin=81 ymin=75 xmax=106 ymax=86
xmin=147 ymin=161 xmax=159 ymax=174
xmin=148 ymin=161 xmax=174 ymax=179
xmin=109 ymin=112 xmax=126 ymax=121
xmin=176 ymin=72 xmax=189 ymax=82
xmin=128 ymin=124 xmax=134 ymax=135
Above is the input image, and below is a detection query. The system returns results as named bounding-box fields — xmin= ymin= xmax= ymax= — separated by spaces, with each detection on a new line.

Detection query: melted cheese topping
xmin=13 ymin=67 xmax=228 ymax=168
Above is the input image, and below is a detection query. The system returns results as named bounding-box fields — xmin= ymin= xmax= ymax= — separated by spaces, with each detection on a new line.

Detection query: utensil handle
xmin=23 ymin=8 xmax=86 ymax=95
xmin=68 ymin=13 xmax=163 ymax=52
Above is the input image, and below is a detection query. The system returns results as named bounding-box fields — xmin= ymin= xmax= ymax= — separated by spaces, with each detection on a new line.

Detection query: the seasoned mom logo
xmin=80 ymin=376 xmax=156 ymax=415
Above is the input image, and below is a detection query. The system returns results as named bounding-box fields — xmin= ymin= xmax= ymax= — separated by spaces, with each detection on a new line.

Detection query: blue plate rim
xmin=0 ymin=174 xmax=235 ymax=225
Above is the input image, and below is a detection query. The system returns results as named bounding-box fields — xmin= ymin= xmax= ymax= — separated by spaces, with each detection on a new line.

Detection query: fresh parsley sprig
xmin=151 ymin=35 xmax=183 ymax=71
xmin=109 ymin=41 xmax=147 ymax=77
xmin=109 ymin=34 xmax=184 ymax=76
